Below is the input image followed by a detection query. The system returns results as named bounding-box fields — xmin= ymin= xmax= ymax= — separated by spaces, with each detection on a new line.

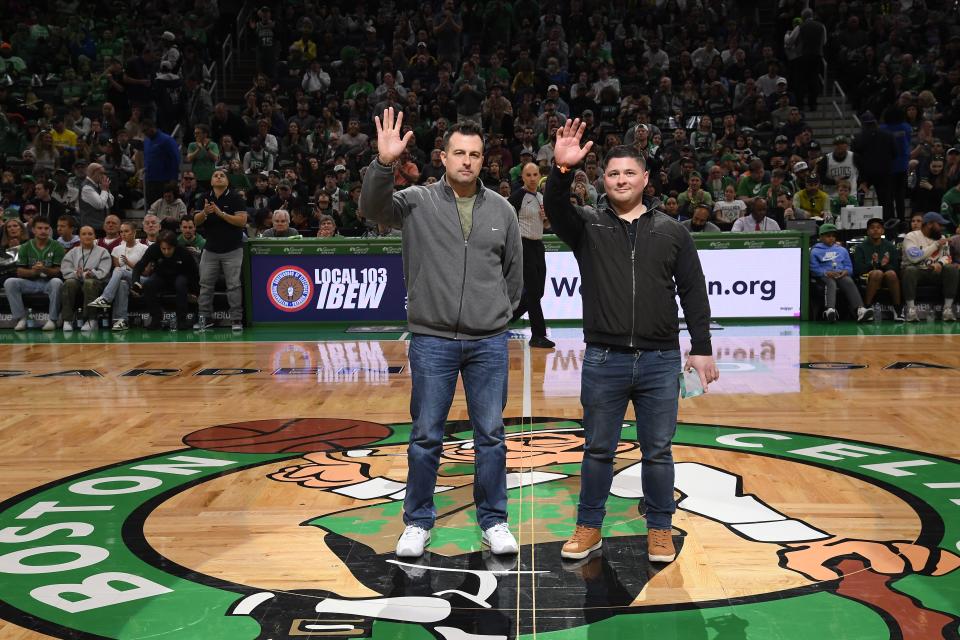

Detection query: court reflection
xmin=540 ymin=325 xmax=801 ymax=396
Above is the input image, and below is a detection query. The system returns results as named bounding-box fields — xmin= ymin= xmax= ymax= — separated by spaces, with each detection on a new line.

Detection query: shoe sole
xmin=648 ymin=552 xmax=677 ymax=563
xmin=395 ymin=533 xmax=430 ymax=558
xmin=560 ymin=540 xmax=602 ymax=560
xmin=481 ymin=536 xmax=519 ymax=555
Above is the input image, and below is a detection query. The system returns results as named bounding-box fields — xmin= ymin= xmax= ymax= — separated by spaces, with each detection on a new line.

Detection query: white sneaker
xmin=482 ymin=522 xmax=519 ymax=555
xmin=41 ymin=320 xmax=56 ymax=331
xmin=112 ymin=319 xmax=128 ymax=331
xmin=81 ymin=320 xmax=96 ymax=331
xmin=87 ymin=296 xmax=112 ymax=309
xmin=856 ymin=306 xmax=873 ymax=322
xmin=63 ymin=320 xmax=74 ymax=332
xmin=905 ymin=306 xmax=920 ymax=322
xmin=943 ymin=306 xmax=956 ymax=322
xmin=14 ymin=318 xmax=27 ymax=331
xmin=395 ymin=525 xmax=430 ymax=558
xmin=824 ymin=308 xmax=838 ymax=323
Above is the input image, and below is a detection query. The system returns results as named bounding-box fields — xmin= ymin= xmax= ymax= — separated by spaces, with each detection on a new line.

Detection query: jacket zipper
xmin=628 ymin=221 xmax=637 ymax=347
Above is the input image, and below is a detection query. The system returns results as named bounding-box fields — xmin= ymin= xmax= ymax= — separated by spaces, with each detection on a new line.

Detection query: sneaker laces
xmin=401 ymin=526 xmax=426 ymax=539
xmin=487 ymin=522 xmax=511 ymax=537
xmin=570 ymin=525 xmax=598 ymax=543
xmin=648 ymin=529 xmax=671 ymax=544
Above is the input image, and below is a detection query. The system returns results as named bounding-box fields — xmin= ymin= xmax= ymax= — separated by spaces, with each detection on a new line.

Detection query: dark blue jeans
xmin=405 ymin=332 xmax=509 ymax=530
xmin=578 ymin=345 xmax=681 ymax=531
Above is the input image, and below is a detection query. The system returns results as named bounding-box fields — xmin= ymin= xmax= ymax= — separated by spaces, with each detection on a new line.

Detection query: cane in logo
xmin=0 ymin=418 xmax=957 ymax=639
xmin=268 ymin=266 xmax=313 ymax=312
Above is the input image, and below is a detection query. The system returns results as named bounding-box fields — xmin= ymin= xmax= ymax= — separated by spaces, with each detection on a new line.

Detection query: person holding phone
xmin=543 ymin=118 xmax=719 ymax=564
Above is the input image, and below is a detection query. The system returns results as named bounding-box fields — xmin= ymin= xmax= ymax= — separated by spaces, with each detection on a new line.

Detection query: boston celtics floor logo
xmin=0 ymin=418 xmax=957 ymax=639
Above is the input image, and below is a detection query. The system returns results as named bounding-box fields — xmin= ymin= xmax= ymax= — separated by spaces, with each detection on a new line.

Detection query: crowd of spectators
xmin=1 ymin=0 xmax=959 ymax=327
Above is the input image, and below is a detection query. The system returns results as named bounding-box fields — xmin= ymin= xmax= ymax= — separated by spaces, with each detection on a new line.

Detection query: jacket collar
xmin=437 ymin=174 xmax=487 ymax=202
xmin=598 ymin=193 xmax=664 ymax=222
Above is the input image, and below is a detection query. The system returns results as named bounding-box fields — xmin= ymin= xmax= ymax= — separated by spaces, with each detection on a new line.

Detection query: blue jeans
xmin=4 ymin=277 xmax=63 ymax=322
xmin=405 ymin=332 xmax=509 ymax=530
xmin=578 ymin=345 xmax=681 ymax=531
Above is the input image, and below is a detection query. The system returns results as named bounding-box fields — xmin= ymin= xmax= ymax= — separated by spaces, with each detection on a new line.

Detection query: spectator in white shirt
xmin=731 ymin=200 xmax=782 ymax=232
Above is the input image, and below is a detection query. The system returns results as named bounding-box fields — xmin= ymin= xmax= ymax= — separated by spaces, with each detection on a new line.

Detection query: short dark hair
xmin=158 ymin=230 xmax=178 ymax=246
xmin=693 ymin=203 xmax=711 ymax=215
xmin=56 ymin=214 xmax=75 ymax=228
xmin=602 ymin=145 xmax=648 ymax=170
xmin=32 ymin=216 xmax=52 ymax=229
xmin=442 ymin=120 xmax=484 ymax=151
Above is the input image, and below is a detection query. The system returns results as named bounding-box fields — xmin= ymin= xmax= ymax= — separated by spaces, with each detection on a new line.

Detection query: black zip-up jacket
xmin=543 ymin=167 xmax=713 ymax=355
xmin=131 ymin=243 xmax=200 ymax=287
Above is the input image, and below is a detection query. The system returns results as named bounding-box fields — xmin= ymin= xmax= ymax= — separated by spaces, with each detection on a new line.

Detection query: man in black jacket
xmin=852 ymin=111 xmax=897 ymax=225
xmin=131 ymin=230 xmax=200 ymax=330
xmin=544 ymin=119 xmax=719 ymax=565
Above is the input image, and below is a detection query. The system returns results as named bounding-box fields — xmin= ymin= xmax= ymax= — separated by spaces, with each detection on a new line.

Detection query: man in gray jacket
xmin=360 ymin=108 xmax=523 ymax=558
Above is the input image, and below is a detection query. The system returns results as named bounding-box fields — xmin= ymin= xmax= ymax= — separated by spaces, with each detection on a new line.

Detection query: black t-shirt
xmin=196 ymin=189 xmax=247 ymax=253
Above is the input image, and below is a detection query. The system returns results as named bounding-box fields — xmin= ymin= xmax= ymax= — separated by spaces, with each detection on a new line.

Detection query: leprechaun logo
xmin=0 ymin=418 xmax=957 ymax=639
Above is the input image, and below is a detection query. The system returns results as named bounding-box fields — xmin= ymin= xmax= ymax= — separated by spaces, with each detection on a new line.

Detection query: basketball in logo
xmin=268 ymin=266 xmax=313 ymax=312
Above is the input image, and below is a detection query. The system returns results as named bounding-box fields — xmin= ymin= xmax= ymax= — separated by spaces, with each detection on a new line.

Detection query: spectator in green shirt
xmin=736 ymin=159 xmax=766 ymax=203
xmin=186 ymin=124 xmax=220 ymax=189
xmin=4 ymin=216 xmax=65 ymax=331
xmin=852 ymin=218 xmax=902 ymax=318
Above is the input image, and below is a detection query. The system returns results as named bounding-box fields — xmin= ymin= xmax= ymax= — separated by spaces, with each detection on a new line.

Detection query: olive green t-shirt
xmin=455 ymin=194 xmax=477 ymax=240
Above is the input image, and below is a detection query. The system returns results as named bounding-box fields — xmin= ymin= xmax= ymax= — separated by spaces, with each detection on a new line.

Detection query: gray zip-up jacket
xmin=60 ymin=244 xmax=111 ymax=281
xmin=360 ymin=158 xmax=522 ymax=339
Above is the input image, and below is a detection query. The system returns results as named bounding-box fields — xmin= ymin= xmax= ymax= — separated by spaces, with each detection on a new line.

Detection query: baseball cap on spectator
xmin=805 ymin=174 xmax=820 ymax=185
xmin=793 ymin=161 xmax=809 ymax=172
xmin=720 ymin=153 xmax=738 ymax=161
xmin=808 ymin=141 xmax=821 ymax=150
xmin=22 ymin=203 xmax=37 ymax=214
xmin=268 ymin=169 xmax=281 ymax=177
xmin=547 ymin=84 xmax=559 ymax=92
xmin=161 ymin=31 xmax=176 ymax=42
xmin=334 ymin=164 xmax=347 ymax=173
xmin=54 ymin=168 xmax=69 ymax=176
xmin=774 ymin=135 xmax=788 ymax=143
xmin=818 ymin=223 xmax=838 ymax=235
xmin=417 ymin=41 xmax=428 ymax=49
xmin=688 ymin=171 xmax=702 ymax=180
xmin=777 ymin=78 xmax=788 ymax=85
xmin=860 ymin=111 xmax=877 ymax=124
xmin=833 ymin=135 xmax=850 ymax=144
xmin=258 ymin=171 xmax=269 ymax=179
xmin=947 ymin=147 xmax=960 ymax=156
xmin=21 ymin=174 xmax=35 ymax=183
xmin=922 ymin=212 xmax=950 ymax=225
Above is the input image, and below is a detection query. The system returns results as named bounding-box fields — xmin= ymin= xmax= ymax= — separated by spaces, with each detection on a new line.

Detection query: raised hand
xmin=554 ymin=117 xmax=594 ymax=169
xmin=374 ymin=107 xmax=413 ymax=166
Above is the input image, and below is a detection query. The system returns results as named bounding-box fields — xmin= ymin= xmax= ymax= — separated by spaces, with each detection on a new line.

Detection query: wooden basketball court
xmin=1 ymin=322 xmax=958 ymax=639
